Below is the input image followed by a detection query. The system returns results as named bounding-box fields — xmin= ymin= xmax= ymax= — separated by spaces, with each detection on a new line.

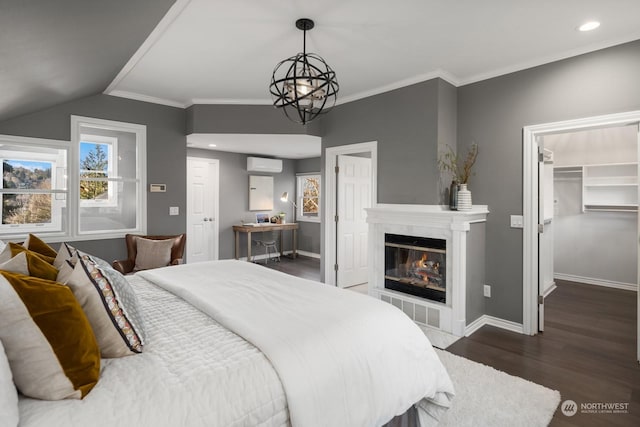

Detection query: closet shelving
xmin=554 ymin=162 xmax=638 ymax=213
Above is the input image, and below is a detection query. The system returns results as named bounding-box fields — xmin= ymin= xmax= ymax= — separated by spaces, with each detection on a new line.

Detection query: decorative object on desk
xmin=278 ymin=212 xmax=286 ymax=224
xmin=457 ymin=184 xmax=472 ymax=211
xmin=280 ymin=191 xmax=297 ymax=223
xmin=439 ymin=143 xmax=478 ymax=210
xmin=449 ymin=180 xmax=458 ymax=211
xmin=269 ymin=18 xmax=339 ymax=125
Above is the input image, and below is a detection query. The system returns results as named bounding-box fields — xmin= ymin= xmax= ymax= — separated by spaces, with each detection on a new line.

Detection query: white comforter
xmin=18 ymin=274 xmax=289 ymax=427
xmin=139 ymin=260 xmax=454 ymax=427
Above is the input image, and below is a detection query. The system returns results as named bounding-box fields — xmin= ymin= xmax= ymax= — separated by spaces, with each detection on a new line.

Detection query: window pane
xmin=302 ymin=176 xmax=319 ymax=215
xmin=2 ymin=194 xmax=52 ymax=224
xmin=1 ymin=145 xmax=66 ymax=234
xmin=77 ymin=122 xmax=143 ymax=235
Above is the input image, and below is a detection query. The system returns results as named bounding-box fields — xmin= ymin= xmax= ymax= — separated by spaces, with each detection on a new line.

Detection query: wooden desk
xmin=233 ymin=223 xmax=298 ymax=261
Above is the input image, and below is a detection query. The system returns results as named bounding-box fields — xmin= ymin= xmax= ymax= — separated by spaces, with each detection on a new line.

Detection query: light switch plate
xmin=510 ymin=215 xmax=524 ymax=228
xmin=169 ymin=206 xmax=179 ymax=216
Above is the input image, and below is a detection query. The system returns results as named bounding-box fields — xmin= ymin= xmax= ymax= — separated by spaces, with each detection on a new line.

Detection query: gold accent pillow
xmin=23 ymin=234 xmax=58 ymax=261
xmin=0 ymin=250 xmax=58 ymax=281
xmin=0 ymin=271 xmax=100 ymax=400
xmin=10 ymin=242 xmax=55 ymax=265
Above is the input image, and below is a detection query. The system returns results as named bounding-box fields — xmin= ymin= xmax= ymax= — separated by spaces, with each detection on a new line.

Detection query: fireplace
xmin=366 ymin=204 xmax=488 ymax=336
xmin=384 ymin=234 xmax=446 ymax=303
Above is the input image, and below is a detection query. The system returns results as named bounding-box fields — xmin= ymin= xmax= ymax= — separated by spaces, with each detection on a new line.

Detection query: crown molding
xmin=108 ymin=90 xmax=187 ymax=109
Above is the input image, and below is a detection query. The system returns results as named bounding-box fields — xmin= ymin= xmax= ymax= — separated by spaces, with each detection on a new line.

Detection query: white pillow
xmin=0 ymin=339 xmax=19 ymax=427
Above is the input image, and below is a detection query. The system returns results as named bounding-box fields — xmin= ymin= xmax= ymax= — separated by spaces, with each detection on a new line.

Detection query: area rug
xmin=436 ymin=350 xmax=561 ymax=427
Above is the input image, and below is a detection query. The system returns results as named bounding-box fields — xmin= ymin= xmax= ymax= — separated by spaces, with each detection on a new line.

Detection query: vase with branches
xmin=438 ymin=143 xmax=478 ymax=210
xmin=438 ymin=143 xmax=478 ymax=184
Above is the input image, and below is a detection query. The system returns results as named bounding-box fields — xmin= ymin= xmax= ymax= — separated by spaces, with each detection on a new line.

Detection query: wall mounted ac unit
xmin=247 ymin=157 xmax=283 ymax=173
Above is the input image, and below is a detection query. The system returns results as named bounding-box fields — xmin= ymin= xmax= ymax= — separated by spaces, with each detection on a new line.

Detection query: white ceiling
xmin=187 ymin=133 xmax=321 ymax=159
xmin=104 ymin=0 xmax=640 ymax=158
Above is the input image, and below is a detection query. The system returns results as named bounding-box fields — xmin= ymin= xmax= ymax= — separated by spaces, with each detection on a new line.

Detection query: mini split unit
xmin=247 ymin=157 xmax=283 ymax=173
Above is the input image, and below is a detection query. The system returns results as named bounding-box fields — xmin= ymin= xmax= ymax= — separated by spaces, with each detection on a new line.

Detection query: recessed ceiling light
xmin=208 ymin=144 xmax=217 ymax=147
xmin=578 ymin=21 xmax=600 ymax=32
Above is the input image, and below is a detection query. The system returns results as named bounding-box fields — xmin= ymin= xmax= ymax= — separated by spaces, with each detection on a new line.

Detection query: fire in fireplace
xmin=384 ymin=234 xmax=446 ymax=303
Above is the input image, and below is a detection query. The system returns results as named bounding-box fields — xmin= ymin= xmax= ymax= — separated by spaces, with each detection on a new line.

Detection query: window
xmin=296 ymin=173 xmax=320 ymax=222
xmin=0 ymin=116 xmax=146 ymax=241
xmin=72 ymin=116 xmax=146 ymax=237
xmin=1 ymin=137 xmax=67 ymax=236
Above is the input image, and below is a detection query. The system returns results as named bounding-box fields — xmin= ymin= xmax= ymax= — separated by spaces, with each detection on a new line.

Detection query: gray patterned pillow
xmin=66 ymin=254 xmax=146 ymax=358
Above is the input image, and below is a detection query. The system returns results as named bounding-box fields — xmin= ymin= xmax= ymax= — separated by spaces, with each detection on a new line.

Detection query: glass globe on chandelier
xmin=269 ymin=18 xmax=339 ymax=125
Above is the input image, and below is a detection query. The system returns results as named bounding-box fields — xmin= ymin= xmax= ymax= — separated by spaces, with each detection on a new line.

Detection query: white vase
xmin=457 ymin=183 xmax=472 ymax=211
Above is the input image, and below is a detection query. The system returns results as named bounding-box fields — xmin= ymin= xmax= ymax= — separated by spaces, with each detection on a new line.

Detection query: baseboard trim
xmin=294 ymin=250 xmax=321 ymax=259
xmin=554 ymin=273 xmax=637 ymax=292
xmin=465 ymin=315 xmax=524 ymax=337
xmin=543 ymin=282 xmax=557 ymax=298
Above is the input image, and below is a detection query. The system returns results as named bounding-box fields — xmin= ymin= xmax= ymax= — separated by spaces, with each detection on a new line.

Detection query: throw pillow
xmin=66 ymin=254 xmax=145 ymax=358
xmin=0 ymin=271 xmax=100 ymax=400
xmin=23 ymin=234 xmax=58 ymax=260
xmin=0 ymin=339 xmax=19 ymax=427
xmin=56 ymin=259 xmax=75 ymax=285
xmin=10 ymin=242 xmax=55 ymax=265
xmin=0 ymin=243 xmax=12 ymax=264
xmin=0 ymin=250 xmax=58 ymax=281
xmin=53 ymin=242 xmax=77 ymax=269
xmin=134 ymin=237 xmax=174 ymax=271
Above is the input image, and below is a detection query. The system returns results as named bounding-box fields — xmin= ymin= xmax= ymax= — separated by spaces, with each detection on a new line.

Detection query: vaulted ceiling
xmin=3 ymin=0 xmax=640 ymax=122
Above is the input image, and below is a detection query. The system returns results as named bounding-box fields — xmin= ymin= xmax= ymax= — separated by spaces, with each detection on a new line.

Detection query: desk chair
xmin=252 ymin=230 xmax=280 ymax=263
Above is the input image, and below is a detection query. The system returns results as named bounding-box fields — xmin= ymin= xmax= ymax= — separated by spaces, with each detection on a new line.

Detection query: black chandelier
xmin=269 ymin=18 xmax=339 ymax=125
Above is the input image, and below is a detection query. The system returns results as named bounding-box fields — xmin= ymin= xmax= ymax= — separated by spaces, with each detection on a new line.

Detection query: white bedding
xmin=18 ymin=274 xmax=289 ymax=427
xmin=139 ymin=260 xmax=454 ymax=427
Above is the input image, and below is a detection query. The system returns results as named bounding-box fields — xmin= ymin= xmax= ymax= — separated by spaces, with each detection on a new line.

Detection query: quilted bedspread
xmin=18 ymin=274 xmax=289 ymax=427
xmin=139 ymin=260 xmax=454 ymax=427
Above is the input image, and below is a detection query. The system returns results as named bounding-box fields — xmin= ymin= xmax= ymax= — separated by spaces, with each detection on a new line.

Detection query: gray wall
xmin=457 ymin=39 xmax=640 ymax=323
xmin=295 ymin=157 xmax=321 ymax=254
xmin=0 ymin=94 xmax=187 ymax=262
xmin=466 ymin=222 xmax=486 ymax=325
xmin=186 ymin=148 xmax=296 ymax=259
xmin=187 ymin=104 xmax=322 ymax=136
xmin=319 ymin=78 xmax=443 ymax=279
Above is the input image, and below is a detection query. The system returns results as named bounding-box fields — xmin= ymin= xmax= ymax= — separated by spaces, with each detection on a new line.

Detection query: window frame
xmin=0 ymin=116 xmax=147 ymax=242
xmin=71 ymin=115 xmax=147 ymax=239
xmin=296 ymin=173 xmax=321 ymax=223
xmin=0 ymin=136 xmax=68 ymax=238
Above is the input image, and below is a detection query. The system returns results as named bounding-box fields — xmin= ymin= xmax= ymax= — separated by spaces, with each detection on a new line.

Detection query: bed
xmin=14 ymin=259 xmax=454 ymax=426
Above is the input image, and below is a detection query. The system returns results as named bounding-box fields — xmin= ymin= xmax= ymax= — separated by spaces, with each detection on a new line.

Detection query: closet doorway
xmin=522 ymin=111 xmax=640 ymax=361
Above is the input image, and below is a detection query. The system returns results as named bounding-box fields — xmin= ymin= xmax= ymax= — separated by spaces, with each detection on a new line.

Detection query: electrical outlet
xmin=510 ymin=215 xmax=524 ymax=228
xmin=483 ymin=284 xmax=491 ymax=298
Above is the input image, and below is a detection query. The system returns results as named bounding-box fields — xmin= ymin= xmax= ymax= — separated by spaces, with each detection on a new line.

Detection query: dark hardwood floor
xmin=255 ymin=254 xmax=321 ymax=282
xmin=448 ymin=280 xmax=639 ymax=427
xmin=258 ymin=258 xmax=639 ymax=426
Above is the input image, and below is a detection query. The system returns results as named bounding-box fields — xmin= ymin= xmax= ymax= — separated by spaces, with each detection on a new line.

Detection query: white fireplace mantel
xmin=365 ymin=204 xmax=489 ymax=337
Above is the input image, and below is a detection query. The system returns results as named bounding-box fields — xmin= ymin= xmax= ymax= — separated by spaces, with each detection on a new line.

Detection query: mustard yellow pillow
xmin=10 ymin=242 xmax=55 ymax=265
xmin=0 ymin=271 xmax=100 ymax=400
xmin=0 ymin=250 xmax=58 ymax=281
xmin=23 ymin=234 xmax=58 ymax=260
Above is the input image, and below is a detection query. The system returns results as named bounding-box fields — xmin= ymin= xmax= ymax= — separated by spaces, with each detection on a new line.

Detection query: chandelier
xmin=269 ymin=18 xmax=339 ymax=125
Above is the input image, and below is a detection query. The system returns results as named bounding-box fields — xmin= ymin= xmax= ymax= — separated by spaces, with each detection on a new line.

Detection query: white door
xmin=186 ymin=157 xmax=219 ymax=263
xmin=636 ymin=124 xmax=640 ymax=362
xmin=337 ymin=154 xmax=371 ymax=288
xmin=537 ymin=143 xmax=554 ymax=332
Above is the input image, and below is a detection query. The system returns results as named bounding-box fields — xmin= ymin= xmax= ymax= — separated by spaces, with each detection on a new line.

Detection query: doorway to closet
xmin=522 ymin=110 xmax=640 ymax=362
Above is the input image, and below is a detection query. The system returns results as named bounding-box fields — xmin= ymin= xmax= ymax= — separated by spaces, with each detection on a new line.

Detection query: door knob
xmin=203 ymin=218 xmax=208 ymax=222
